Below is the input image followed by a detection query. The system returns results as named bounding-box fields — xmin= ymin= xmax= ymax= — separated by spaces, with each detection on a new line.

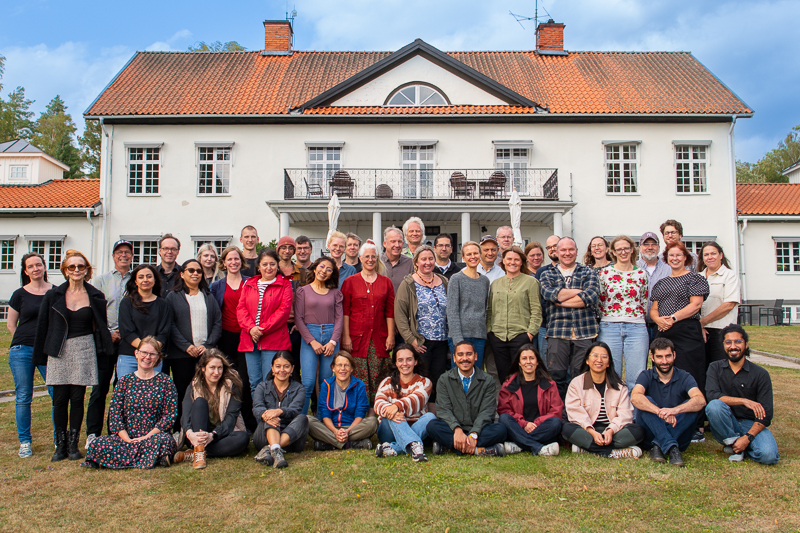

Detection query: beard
xmin=548 ymin=253 xmax=559 ymax=263
xmin=726 ymin=350 xmax=745 ymax=363
xmin=641 ymin=251 xmax=659 ymax=262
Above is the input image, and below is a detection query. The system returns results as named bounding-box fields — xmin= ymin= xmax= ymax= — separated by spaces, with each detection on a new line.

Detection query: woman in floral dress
xmin=597 ymin=235 xmax=649 ymax=391
xmin=82 ymin=336 xmax=178 ymax=469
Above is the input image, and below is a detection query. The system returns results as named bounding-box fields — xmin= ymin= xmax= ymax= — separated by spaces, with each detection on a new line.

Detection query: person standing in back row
xmin=433 ymin=233 xmax=463 ymax=279
xmin=402 ymin=217 xmax=425 ymax=258
xmin=660 ymin=220 xmax=697 ymax=272
xmin=239 ymin=225 xmax=260 ymax=278
xmin=382 ymin=226 xmax=414 ymax=293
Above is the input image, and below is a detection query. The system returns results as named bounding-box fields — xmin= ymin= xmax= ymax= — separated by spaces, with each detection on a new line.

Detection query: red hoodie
xmin=236 ymin=274 xmax=293 ymax=352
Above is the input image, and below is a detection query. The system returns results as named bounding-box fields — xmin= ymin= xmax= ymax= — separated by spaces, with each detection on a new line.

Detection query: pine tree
xmin=0 ymin=87 xmax=35 ymax=142
xmin=31 ymin=95 xmax=82 ymax=178
xmin=78 ymin=118 xmax=102 ymax=179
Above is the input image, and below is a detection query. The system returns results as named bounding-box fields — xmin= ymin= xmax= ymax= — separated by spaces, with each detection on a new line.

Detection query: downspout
xmin=86 ymin=208 xmax=95 ymax=266
xmin=100 ymin=118 xmax=112 ymax=273
xmin=738 ymin=218 xmax=748 ymax=302
xmin=728 ymin=116 xmax=742 ymax=297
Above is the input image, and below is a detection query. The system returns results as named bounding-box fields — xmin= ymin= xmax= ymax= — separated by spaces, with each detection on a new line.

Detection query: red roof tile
xmin=86 ymin=49 xmax=751 ymax=117
xmin=0 ymin=179 xmax=101 ymax=209
xmin=737 ymin=183 xmax=800 ymax=216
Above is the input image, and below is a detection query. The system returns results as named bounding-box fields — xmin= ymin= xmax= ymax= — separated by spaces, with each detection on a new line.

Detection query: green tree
xmin=737 ymin=125 xmax=800 ymax=183
xmin=0 ymin=53 xmax=5 ymax=93
xmin=0 ymin=87 xmax=35 ymax=141
xmin=188 ymin=41 xmax=246 ymax=52
xmin=78 ymin=118 xmax=101 ymax=179
xmin=32 ymin=95 xmax=82 ymax=178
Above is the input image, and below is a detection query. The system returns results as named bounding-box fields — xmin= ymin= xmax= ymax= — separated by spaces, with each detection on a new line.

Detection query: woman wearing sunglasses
xmin=33 ymin=250 xmax=114 ymax=462
xmin=596 ymin=235 xmax=650 ymax=392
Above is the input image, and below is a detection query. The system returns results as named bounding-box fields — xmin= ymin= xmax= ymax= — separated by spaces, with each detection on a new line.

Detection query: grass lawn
xmin=746 ymin=326 xmax=800 ymax=359
xmin=0 ymin=329 xmax=799 ymax=531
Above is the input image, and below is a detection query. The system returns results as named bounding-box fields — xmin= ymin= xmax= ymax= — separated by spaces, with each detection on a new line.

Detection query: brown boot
xmin=192 ymin=444 xmax=206 ymax=470
xmin=174 ymin=450 xmax=195 ymax=464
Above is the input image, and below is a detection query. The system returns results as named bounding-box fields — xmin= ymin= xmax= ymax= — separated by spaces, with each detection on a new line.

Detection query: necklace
xmin=418 ymin=272 xmax=435 ymax=287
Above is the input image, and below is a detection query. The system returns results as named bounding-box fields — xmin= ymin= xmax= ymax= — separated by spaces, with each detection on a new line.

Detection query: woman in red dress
xmin=341 ymin=240 xmax=396 ymax=406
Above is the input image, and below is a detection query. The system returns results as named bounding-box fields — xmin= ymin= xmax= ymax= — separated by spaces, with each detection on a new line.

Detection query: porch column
xmin=373 ymin=212 xmax=382 ymax=254
xmin=279 ymin=212 xmax=290 ymax=237
xmin=552 ymin=212 xmax=563 ymax=237
xmin=461 ymin=212 xmax=471 ymax=245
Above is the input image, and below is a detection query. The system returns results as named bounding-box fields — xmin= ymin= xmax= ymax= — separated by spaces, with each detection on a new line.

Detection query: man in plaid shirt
xmin=539 ymin=237 xmax=600 ymax=399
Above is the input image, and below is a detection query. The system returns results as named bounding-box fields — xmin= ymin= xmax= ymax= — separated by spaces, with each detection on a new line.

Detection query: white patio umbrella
xmin=326 ymin=192 xmax=341 ymax=248
xmin=508 ymin=188 xmax=523 ymax=247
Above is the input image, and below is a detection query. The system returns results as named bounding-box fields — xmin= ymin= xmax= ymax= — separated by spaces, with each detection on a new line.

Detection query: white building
xmin=783 ymin=159 xmax=800 ymax=183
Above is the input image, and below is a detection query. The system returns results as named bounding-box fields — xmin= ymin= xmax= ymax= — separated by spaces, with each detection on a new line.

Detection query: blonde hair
xmin=60 ymin=249 xmax=93 ymax=281
xmin=196 ymin=243 xmax=221 ymax=280
xmin=460 ymin=240 xmax=480 ymax=259
xmin=327 ymin=231 xmax=347 ymax=247
xmin=608 ymin=235 xmax=639 ymax=263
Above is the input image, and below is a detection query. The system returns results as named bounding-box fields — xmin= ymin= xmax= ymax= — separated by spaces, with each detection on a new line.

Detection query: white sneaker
xmin=538 ymin=442 xmax=560 ymax=456
xmin=503 ymin=441 xmax=523 ymax=455
xmin=609 ymin=446 xmax=642 ymax=459
xmin=571 ymin=444 xmax=587 ymax=454
xmin=18 ymin=442 xmax=33 ymax=458
xmin=85 ymin=434 xmax=96 ymax=449
xmin=729 ymin=453 xmax=745 ymax=462
xmin=375 ymin=443 xmax=397 ymax=458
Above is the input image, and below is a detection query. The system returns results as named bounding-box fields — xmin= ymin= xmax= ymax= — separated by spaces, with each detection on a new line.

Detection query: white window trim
xmin=398 ymin=140 xmax=439 ymax=147
xmin=674 ymin=143 xmax=710 ymax=196
xmin=604 ymin=142 xmax=641 ymax=196
xmin=196 ymin=145 xmax=233 ymax=197
xmin=386 ymin=85 xmax=449 ymax=107
xmin=122 ymin=236 xmax=161 ymax=268
xmin=307 ymin=145 xmax=345 ymax=169
xmin=304 ymin=142 xmax=345 ymax=148
xmin=0 ymin=236 xmax=17 ymax=272
xmin=193 ymin=237 xmax=233 ymax=254
xmin=125 ymin=144 xmax=163 ymax=197
xmin=773 ymin=238 xmax=800 ymax=274
xmin=672 ymin=140 xmax=712 ymax=146
xmin=27 ymin=238 xmax=65 ymax=271
xmin=492 ymin=140 xmax=534 ymax=150
xmin=8 ymin=165 xmax=29 ymax=183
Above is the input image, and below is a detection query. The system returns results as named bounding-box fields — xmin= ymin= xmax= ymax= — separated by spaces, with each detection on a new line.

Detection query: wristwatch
xmin=469 ymin=432 xmax=478 ymax=440
xmin=670 ymin=315 xmax=677 ymax=322
xmin=745 ymin=433 xmax=755 ymax=443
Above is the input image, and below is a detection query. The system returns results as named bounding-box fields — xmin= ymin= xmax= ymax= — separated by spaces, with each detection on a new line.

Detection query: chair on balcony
xmin=450 ymin=172 xmax=474 ymax=199
xmin=330 ymin=170 xmax=355 ymax=198
xmin=479 ymin=171 xmax=507 ymax=198
xmin=303 ymin=177 xmax=324 ymax=199
xmin=758 ymin=299 xmax=787 ymax=326
xmin=375 ymin=184 xmax=393 ymax=199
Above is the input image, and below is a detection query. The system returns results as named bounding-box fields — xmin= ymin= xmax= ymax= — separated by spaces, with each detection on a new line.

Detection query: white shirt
xmin=477 ymin=263 xmax=504 ymax=283
xmin=185 ymin=292 xmax=208 ymax=346
xmin=701 ymin=264 xmax=740 ymax=329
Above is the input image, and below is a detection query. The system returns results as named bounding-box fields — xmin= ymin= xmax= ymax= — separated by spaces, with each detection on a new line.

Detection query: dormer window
xmin=387 ymin=84 xmax=448 ymax=106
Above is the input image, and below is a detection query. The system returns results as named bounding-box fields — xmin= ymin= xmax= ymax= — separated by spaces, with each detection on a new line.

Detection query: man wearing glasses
xmin=659 ymin=219 xmax=697 ymax=272
xmin=157 ymin=233 xmax=182 ymax=296
xmin=705 ymin=325 xmax=779 ymax=464
xmin=495 ymin=226 xmax=515 ymax=265
xmin=637 ymin=231 xmax=671 ymax=343
xmin=433 ymin=233 xmax=463 ymax=279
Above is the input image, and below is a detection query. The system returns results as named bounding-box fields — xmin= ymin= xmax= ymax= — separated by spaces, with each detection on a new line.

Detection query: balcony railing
xmin=283 ymin=168 xmax=559 ymax=201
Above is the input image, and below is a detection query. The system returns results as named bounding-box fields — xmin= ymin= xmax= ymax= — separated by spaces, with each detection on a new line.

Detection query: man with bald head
xmin=539 ymin=236 xmax=601 ymax=399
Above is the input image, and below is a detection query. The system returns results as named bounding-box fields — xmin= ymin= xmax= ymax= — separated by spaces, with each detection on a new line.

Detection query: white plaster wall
xmin=331 ymin=56 xmax=506 ymax=107
xmin=787 ymin=167 xmax=800 ymax=183
xmin=0 ymin=216 xmax=99 ymax=302
xmin=740 ymin=221 xmax=800 ymax=301
xmin=0 ymin=155 xmax=65 ymax=184
xmin=101 ymin=121 xmax=737 ymax=274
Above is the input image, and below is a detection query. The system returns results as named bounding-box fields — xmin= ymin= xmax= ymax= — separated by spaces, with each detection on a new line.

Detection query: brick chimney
xmin=536 ymin=20 xmax=566 ymax=54
xmin=263 ymin=20 xmax=293 ymax=53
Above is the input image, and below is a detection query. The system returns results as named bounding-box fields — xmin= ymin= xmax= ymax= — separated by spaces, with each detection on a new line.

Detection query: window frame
xmin=0 ymin=302 xmax=8 ymax=321
xmin=195 ymin=142 xmax=234 ymax=197
xmin=774 ymin=238 xmax=800 ymax=274
xmin=682 ymin=237 xmax=717 ymax=257
xmin=306 ymin=144 xmax=343 ymax=190
xmin=125 ymin=143 xmax=163 ymax=197
xmin=400 ymin=143 xmax=436 ymax=199
xmin=27 ymin=237 xmax=65 ymax=271
xmin=385 ymin=83 xmax=450 ymax=107
xmin=121 ymin=236 xmax=161 ymax=268
xmin=8 ymin=165 xmax=28 ymax=183
xmin=603 ymin=142 xmax=640 ymax=195
xmin=674 ymin=143 xmax=709 ymax=195
xmin=193 ymin=237 xmax=233 ymax=255
xmin=0 ymin=238 xmax=16 ymax=271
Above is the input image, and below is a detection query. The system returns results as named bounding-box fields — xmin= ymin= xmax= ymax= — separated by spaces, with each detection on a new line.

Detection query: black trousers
xmin=420 ymin=339 xmax=449 ymax=404
xmin=218 ymin=329 xmax=257 ymax=432
xmin=168 ymin=358 xmax=200 ymax=432
xmin=487 ymin=332 xmax=531 ymax=384
xmin=189 ymin=397 xmax=249 ymax=457
xmin=53 ymin=385 xmax=87 ymax=433
xmin=86 ymin=341 xmax=120 ymax=437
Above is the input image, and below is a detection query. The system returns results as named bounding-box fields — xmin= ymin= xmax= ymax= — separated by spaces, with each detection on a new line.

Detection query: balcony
xmin=283 ymin=168 xmax=559 ymax=201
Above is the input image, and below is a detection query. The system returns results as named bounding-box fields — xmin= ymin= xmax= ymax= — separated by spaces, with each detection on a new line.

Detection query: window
xmin=131 ymin=240 xmax=159 ymax=268
xmin=128 ymin=147 xmax=160 ymax=195
xmin=198 ymin=146 xmax=231 ymax=195
xmin=0 ymin=303 xmax=8 ymax=321
xmin=605 ymin=144 xmax=638 ymax=194
xmin=308 ymin=146 xmax=341 ymax=189
xmin=682 ymin=237 xmax=716 ymax=256
xmin=776 ymin=241 xmax=800 ymax=273
xmin=676 ymin=145 xmax=707 ymax=193
xmin=194 ymin=238 xmax=232 ymax=255
xmin=28 ymin=240 xmax=63 ymax=270
xmin=496 ymin=147 xmax=529 ymax=193
xmin=387 ymin=85 xmax=448 ymax=106
xmin=9 ymin=166 xmax=28 ymax=182
xmin=0 ymin=240 xmax=14 ymax=270
xmin=402 ymin=145 xmax=435 ymax=199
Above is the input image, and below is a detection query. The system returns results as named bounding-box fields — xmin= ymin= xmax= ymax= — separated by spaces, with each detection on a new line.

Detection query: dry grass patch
xmin=747 ymin=326 xmax=800 ymax=359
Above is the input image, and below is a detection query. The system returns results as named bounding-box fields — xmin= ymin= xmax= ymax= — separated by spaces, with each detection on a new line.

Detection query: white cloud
xmin=145 ymin=29 xmax=193 ymax=52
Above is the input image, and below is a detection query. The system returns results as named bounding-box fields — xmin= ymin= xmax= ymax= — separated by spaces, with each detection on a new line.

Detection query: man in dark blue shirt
xmin=631 ymin=337 xmax=706 ymax=467
xmin=705 ymin=324 xmax=779 ymax=465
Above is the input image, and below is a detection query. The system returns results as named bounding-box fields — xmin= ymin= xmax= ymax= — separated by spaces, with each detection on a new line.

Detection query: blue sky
xmin=1 ymin=0 xmax=797 ymax=163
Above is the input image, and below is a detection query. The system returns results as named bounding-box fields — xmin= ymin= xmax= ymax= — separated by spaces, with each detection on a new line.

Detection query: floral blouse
xmin=597 ymin=265 xmax=649 ymax=323
xmin=414 ymin=282 xmax=447 ymax=341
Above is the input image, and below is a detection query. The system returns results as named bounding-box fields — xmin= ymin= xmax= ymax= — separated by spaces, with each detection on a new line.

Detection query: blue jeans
xmin=705 ymin=399 xmax=779 ymax=465
xmin=538 ymin=327 xmax=548 ymax=365
xmin=598 ymin=322 xmax=649 ymax=392
xmin=245 ymin=349 xmax=279 ymax=395
xmin=499 ymin=413 xmax=562 ymax=454
xmin=636 ymin=397 xmax=698 ymax=452
xmin=376 ymin=412 xmax=436 ymax=454
xmin=116 ymin=353 xmax=162 ymax=379
xmin=300 ymin=323 xmax=337 ymax=415
xmin=9 ymin=345 xmax=54 ymax=444
xmin=447 ymin=338 xmax=486 ymax=370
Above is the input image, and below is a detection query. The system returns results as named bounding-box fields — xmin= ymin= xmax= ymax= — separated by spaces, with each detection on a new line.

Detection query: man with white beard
xmin=637 ymin=232 xmax=671 ymax=343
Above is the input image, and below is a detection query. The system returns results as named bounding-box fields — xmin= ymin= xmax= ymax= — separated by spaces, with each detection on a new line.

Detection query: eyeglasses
xmin=723 ymin=339 xmax=745 ymax=346
xmin=545 ymin=245 xmax=558 ymax=250
xmin=663 ymin=231 xmax=679 ymax=237
xmin=435 ymin=244 xmax=452 ymax=249
xmin=160 ymin=247 xmax=179 ymax=253
xmin=590 ymin=244 xmax=606 ymax=250
xmin=138 ymin=351 xmax=159 ymax=358
xmin=66 ymin=264 xmax=87 ymax=272
xmin=184 ymin=267 xmax=203 ymax=274
xmin=588 ymin=352 xmax=609 ymax=360
xmin=333 ymin=364 xmax=352 ymax=370
xmin=614 ymin=247 xmax=632 ymax=254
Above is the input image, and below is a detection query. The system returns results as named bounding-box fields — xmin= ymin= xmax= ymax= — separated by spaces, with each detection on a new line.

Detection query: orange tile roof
xmin=0 ymin=179 xmax=101 ymax=209
xmin=737 ymin=183 xmax=800 ymax=216
xmin=86 ymin=49 xmax=751 ymax=117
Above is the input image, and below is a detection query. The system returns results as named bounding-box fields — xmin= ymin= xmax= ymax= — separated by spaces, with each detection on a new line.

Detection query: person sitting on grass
xmin=426 ymin=341 xmax=508 ymax=457
xmin=497 ymin=343 xmax=563 ymax=457
xmin=373 ymin=343 xmax=434 ymax=462
xmin=81 ymin=337 xmax=177 ymax=469
xmin=252 ymin=351 xmax=309 ymax=469
xmin=630 ymin=338 xmax=706 ymax=467
xmin=705 ymin=324 xmax=779 ymax=465
xmin=308 ymin=352 xmax=378 ymax=450
xmin=562 ymin=342 xmax=645 ymax=459
xmin=175 ymin=349 xmax=250 ymax=469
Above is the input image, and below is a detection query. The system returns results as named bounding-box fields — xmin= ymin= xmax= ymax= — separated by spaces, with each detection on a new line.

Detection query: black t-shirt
xmin=9 ymin=287 xmax=46 ymax=347
xmin=520 ymin=379 xmax=540 ymax=422
xmin=240 ymin=257 xmax=257 ymax=279
xmin=118 ymin=298 xmax=172 ymax=356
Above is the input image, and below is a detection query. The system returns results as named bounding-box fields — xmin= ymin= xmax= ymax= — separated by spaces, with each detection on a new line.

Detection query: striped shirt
xmin=374 ymin=374 xmax=432 ymax=423
xmin=255 ymin=279 xmax=276 ymax=326
xmin=595 ymin=381 xmax=610 ymax=425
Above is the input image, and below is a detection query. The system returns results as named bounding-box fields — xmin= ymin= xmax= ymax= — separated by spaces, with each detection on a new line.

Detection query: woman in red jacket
xmin=236 ymin=249 xmax=293 ymax=395
xmin=498 ymin=343 xmax=563 ymax=456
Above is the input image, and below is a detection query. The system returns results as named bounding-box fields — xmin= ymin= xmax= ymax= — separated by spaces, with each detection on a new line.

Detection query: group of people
xmin=6 ymin=218 xmax=778 ymax=469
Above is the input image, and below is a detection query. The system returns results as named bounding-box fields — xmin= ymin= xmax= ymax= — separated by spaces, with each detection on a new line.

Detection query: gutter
xmin=738 ymin=219 xmax=748 ymax=302
xmin=0 ymin=207 xmax=98 ymax=214
xmin=86 ymin=208 xmax=95 ymax=266
xmin=100 ymin=119 xmax=113 ymax=273
xmin=728 ymin=116 xmax=741 ymax=298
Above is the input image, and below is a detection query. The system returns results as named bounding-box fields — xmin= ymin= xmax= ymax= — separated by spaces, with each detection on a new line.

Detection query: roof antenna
xmin=510 ymin=0 xmax=553 ymax=43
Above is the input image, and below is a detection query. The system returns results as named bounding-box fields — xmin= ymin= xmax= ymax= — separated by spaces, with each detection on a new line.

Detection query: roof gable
xmin=737 ymin=183 xmax=800 ymax=216
xmin=298 ymin=39 xmax=541 ymax=112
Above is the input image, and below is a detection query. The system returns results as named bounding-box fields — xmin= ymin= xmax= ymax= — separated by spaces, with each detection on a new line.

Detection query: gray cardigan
xmin=165 ymin=289 xmax=222 ymax=359
xmin=446 ymin=271 xmax=490 ymax=344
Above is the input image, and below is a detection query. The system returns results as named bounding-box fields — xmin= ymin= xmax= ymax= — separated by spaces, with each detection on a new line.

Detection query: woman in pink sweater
xmin=373 ymin=344 xmax=433 ymax=462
